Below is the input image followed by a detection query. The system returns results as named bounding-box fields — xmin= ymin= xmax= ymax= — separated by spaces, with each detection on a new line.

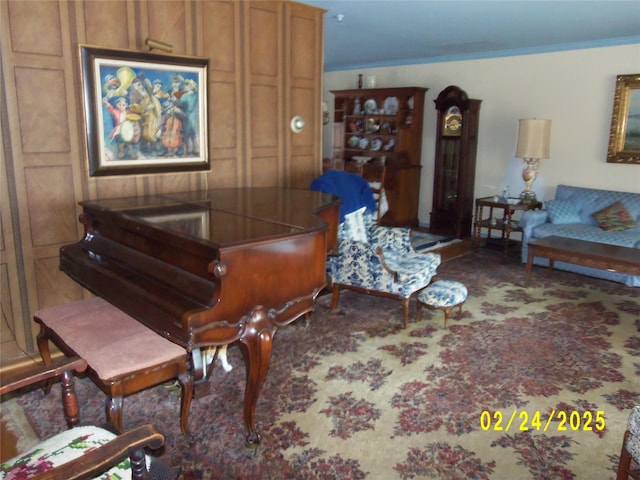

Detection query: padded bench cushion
xmin=35 ymin=297 xmax=186 ymax=381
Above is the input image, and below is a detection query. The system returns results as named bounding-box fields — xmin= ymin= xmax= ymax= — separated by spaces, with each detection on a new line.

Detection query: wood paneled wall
xmin=0 ymin=0 xmax=324 ymax=364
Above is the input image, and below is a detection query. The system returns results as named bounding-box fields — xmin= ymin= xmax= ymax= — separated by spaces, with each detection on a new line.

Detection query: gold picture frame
xmin=607 ymin=73 xmax=640 ymax=164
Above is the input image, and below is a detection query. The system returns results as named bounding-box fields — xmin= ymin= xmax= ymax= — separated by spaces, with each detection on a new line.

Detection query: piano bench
xmin=34 ymin=297 xmax=194 ymax=440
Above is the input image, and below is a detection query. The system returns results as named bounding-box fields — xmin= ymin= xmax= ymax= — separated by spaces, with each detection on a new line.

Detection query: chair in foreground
xmin=617 ymin=406 xmax=640 ymax=480
xmin=328 ymin=208 xmax=441 ymax=327
xmin=1 ymin=356 xmax=166 ymax=480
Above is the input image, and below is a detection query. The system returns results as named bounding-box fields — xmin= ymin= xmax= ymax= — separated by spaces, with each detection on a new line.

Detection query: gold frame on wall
xmin=607 ymin=73 xmax=640 ymax=164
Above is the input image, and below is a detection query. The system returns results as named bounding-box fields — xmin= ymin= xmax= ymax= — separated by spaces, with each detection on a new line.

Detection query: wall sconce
xmin=145 ymin=38 xmax=173 ymax=53
xmin=515 ymin=118 xmax=551 ymax=203
xmin=290 ymin=116 xmax=305 ymax=133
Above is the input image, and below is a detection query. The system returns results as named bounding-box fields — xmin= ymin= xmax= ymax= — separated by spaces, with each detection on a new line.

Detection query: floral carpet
xmin=12 ymin=249 xmax=640 ymax=479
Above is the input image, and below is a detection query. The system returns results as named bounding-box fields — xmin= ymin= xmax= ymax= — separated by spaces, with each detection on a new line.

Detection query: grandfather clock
xmin=429 ymin=86 xmax=481 ymax=238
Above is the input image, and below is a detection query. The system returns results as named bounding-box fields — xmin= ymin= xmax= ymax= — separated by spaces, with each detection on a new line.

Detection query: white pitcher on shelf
xmin=353 ymin=97 xmax=362 ymax=115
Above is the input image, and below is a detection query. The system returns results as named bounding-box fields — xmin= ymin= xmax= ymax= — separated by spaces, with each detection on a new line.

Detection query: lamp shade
xmin=516 ymin=119 xmax=551 ymax=159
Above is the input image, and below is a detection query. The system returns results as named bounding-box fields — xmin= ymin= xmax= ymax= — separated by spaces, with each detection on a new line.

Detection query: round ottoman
xmin=416 ymin=280 xmax=467 ymax=328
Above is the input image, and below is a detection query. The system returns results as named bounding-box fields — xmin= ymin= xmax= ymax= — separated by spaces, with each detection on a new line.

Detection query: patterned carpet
xmin=10 ymin=249 xmax=640 ymax=479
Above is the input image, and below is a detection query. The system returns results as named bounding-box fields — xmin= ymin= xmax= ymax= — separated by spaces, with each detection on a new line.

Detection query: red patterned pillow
xmin=591 ymin=200 xmax=637 ymax=231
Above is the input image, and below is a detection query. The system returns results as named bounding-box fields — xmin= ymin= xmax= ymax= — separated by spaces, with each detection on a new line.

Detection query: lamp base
xmin=520 ymin=157 xmax=539 ymax=204
xmin=519 ymin=190 xmax=538 ymax=204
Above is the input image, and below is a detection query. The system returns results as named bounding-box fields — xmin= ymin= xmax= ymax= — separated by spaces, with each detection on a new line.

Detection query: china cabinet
xmin=430 ymin=85 xmax=481 ymax=238
xmin=331 ymin=87 xmax=427 ymax=227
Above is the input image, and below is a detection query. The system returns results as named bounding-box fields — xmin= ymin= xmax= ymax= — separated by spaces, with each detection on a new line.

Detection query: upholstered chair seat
xmin=328 ymin=208 xmax=441 ymax=327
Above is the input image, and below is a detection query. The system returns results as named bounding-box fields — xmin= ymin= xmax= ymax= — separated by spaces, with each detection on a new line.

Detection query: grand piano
xmin=59 ymin=187 xmax=339 ymax=446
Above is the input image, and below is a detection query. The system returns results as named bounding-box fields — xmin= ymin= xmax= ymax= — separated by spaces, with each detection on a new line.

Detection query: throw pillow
xmin=592 ymin=200 xmax=637 ymax=231
xmin=545 ymin=200 xmax=581 ymax=224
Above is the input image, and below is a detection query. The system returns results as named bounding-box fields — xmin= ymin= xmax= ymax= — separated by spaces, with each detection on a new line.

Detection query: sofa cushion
xmin=592 ymin=200 xmax=637 ymax=231
xmin=545 ymin=199 xmax=581 ymax=224
xmin=555 ymin=184 xmax=640 ymax=229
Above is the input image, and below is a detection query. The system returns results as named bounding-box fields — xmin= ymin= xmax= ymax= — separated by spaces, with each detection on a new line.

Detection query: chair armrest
xmin=519 ymin=209 xmax=548 ymax=239
xmin=374 ymin=246 xmax=399 ymax=281
xmin=0 ymin=356 xmax=87 ymax=396
xmin=27 ymin=424 xmax=165 ymax=480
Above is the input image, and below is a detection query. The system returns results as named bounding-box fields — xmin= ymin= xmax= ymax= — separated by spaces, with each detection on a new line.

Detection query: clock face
xmin=444 ymin=113 xmax=462 ymax=136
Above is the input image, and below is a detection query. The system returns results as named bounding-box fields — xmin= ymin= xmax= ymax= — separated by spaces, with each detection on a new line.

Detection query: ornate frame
xmin=607 ymin=73 xmax=640 ymax=164
xmin=80 ymin=45 xmax=209 ymax=176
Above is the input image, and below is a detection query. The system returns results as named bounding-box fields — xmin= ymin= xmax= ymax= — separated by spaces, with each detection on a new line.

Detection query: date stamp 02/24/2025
xmin=480 ymin=410 xmax=606 ymax=433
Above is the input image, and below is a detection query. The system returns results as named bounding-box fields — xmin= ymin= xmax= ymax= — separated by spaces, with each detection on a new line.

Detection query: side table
xmin=473 ymin=197 xmax=542 ymax=259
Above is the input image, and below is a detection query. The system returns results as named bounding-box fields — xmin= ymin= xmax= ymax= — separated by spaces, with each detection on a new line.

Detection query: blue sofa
xmin=519 ymin=184 xmax=640 ymax=286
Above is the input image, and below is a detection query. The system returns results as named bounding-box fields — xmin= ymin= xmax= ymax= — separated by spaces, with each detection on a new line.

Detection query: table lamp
xmin=516 ymin=119 xmax=551 ymax=203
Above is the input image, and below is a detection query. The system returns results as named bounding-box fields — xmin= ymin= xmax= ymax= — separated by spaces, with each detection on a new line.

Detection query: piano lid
xmin=79 ymin=187 xmax=337 ymax=248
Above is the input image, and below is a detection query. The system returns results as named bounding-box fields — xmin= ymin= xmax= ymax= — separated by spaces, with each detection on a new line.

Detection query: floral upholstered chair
xmin=328 ymin=207 xmax=441 ymax=328
xmin=618 ymin=406 xmax=640 ymax=480
xmin=0 ymin=356 xmax=168 ymax=480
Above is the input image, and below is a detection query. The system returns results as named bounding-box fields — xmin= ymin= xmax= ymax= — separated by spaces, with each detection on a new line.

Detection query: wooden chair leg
xmin=617 ymin=430 xmax=633 ymax=480
xmin=178 ymin=369 xmax=194 ymax=441
xmin=330 ymin=284 xmax=341 ymax=310
xmin=60 ymin=370 xmax=81 ymax=428
xmin=130 ymin=447 xmax=149 ymax=480
xmin=442 ymin=307 xmax=451 ymax=329
xmin=401 ymin=299 xmax=410 ymax=328
xmin=36 ymin=324 xmax=54 ymax=395
xmin=106 ymin=395 xmax=125 ymax=433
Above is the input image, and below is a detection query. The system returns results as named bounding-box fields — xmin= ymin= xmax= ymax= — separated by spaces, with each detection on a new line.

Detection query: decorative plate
xmin=370 ymin=137 xmax=383 ymax=151
xmin=364 ymin=99 xmax=377 ymax=114
xmin=383 ymin=139 xmax=395 ymax=151
xmin=383 ymin=97 xmax=399 ymax=115
xmin=365 ymin=118 xmax=380 ymax=133
xmin=352 ymin=155 xmax=372 ymax=164
xmin=358 ymin=137 xmax=370 ymax=149
xmin=348 ymin=135 xmax=361 ymax=148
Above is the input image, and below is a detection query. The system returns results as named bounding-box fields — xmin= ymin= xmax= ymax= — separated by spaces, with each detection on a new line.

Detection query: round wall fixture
xmin=290 ymin=116 xmax=305 ymax=133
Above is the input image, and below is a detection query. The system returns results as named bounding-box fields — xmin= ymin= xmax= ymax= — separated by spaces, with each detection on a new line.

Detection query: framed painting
xmin=80 ymin=45 xmax=209 ymax=176
xmin=607 ymin=73 xmax=640 ymax=164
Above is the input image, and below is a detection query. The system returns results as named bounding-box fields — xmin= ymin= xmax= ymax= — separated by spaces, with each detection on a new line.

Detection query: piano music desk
xmin=34 ymin=297 xmax=194 ymax=440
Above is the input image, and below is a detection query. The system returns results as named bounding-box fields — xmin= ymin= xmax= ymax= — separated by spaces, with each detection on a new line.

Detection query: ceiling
xmin=300 ymin=1 xmax=640 ymax=72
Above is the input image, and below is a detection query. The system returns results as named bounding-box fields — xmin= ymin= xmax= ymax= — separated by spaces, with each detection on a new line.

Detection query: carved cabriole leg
xmin=238 ymin=306 xmax=276 ymax=447
xmin=178 ymin=368 xmax=194 ymax=442
xmin=36 ymin=322 xmax=54 ymax=395
xmin=106 ymin=394 xmax=124 ymax=433
xmin=60 ymin=370 xmax=81 ymax=428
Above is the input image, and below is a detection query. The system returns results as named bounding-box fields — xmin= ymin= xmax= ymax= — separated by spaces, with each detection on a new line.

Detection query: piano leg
xmin=237 ymin=306 xmax=276 ymax=447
